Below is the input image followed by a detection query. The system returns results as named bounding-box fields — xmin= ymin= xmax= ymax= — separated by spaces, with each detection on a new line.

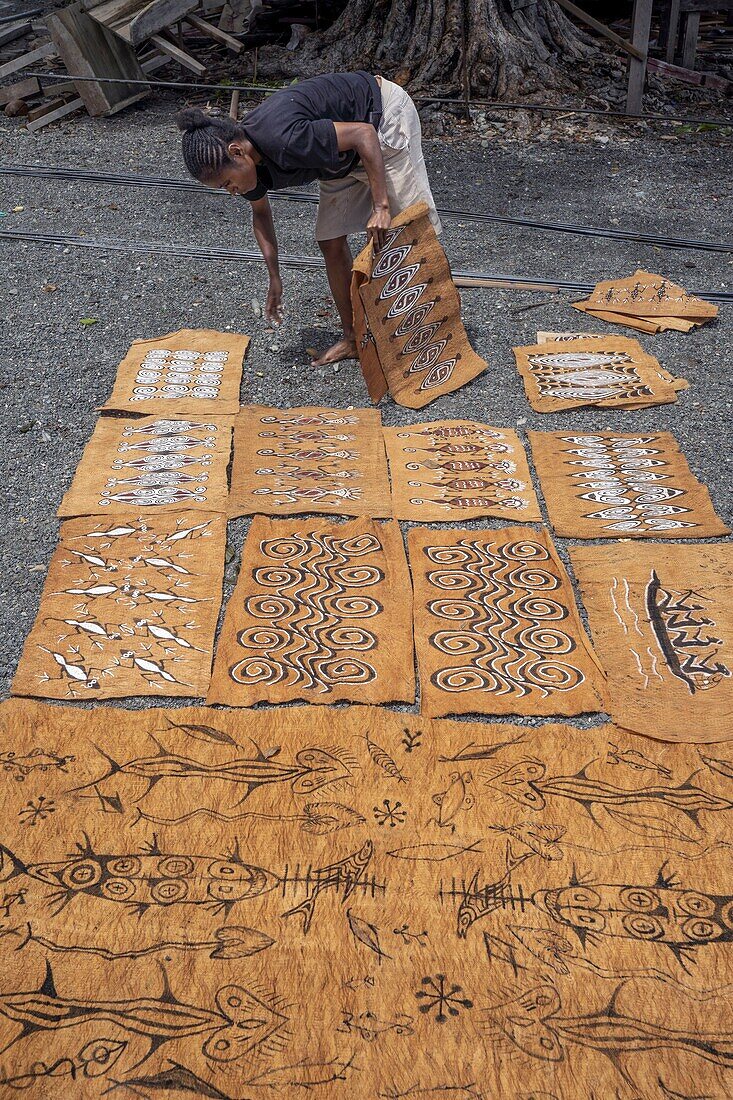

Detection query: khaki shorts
xmin=315 ymin=77 xmax=442 ymax=242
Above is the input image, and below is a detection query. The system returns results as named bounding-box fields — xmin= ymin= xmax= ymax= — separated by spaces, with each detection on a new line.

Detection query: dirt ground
xmin=0 ymin=96 xmax=731 ymax=707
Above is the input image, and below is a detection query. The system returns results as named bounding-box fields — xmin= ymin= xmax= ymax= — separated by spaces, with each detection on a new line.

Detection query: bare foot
xmin=310 ymin=337 xmax=358 ymax=367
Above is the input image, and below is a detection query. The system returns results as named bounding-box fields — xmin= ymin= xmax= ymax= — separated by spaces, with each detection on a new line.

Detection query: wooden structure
xmin=0 ymin=0 xmax=250 ymax=128
xmin=659 ymin=0 xmax=733 ymax=68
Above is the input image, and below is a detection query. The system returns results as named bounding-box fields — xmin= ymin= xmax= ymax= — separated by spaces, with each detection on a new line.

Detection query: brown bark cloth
xmin=529 ymin=431 xmax=729 ymax=539
xmin=383 ymin=419 xmax=541 ymax=523
xmin=58 ymin=415 xmax=233 ymax=517
xmin=576 ymin=269 xmax=718 ymax=326
xmin=533 ymin=332 xmax=688 ymax=392
xmin=571 ymin=542 xmax=733 ymax=743
xmin=409 ymin=526 xmax=604 ymax=719
xmin=1 ymin=696 xmax=731 ymax=1099
xmin=228 ymin=405 xmax=392 ymax=519
xmin=103 ymin=328 xmax=250 ymax=416
xmin=351 ymin=202 xmax=487 ymax=409
xmin=11 ymin=511 xmax=225 ymax=701
xmin=513 ymin=336 xmax=682 ymax=412
xmin=208 ymin=517 xmax=414 ymax=707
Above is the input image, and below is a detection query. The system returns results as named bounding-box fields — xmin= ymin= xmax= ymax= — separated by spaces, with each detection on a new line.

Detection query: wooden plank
xmin=46 ymin=2 xmax=149 ymax=116
xmin=681 ymin=10 xmax=701 ymax=69
xmin=140 ymin=50 xmax=172 ymax=71
xmin=126 ymin=0 xmax=197 ymax=44
xmin=0 ymin=76 xmax=41 ymax=105
xmin=659 ymin=0 xmax=681 ymax=61
xmin=625 ymin=0 xmax=653 ymax=115
xmin=553 ymin=0 xmax=644 ymax=59
xmin=185 ymin=11 xmax=243 ymax=51
xmin=679 ymin=0 xmax=733 ymax=10
xmin=0 ymin=41 xmax=57 ymax=80
xmin=647 ymin=56 xmax=703 ymax=84
xmin=26 ymin=95 xmax=84 ymax=131
xmin=0 ymin=20 xmax=32 ymax=47
xmin=27 ymin=95 xmax=68 ymax=122
xmin=149 ymin=32 xmax=206 ymax=72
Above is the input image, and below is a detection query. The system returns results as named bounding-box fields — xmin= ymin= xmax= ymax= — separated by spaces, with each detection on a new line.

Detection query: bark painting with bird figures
xmin=11 ymin=511 xmax=225 ymax=701
xmin=383 ymin=419 xmax=541 ymax=523
xmin=103 ymin=328 xmax=250 ymax=416
xmin=208 ymin=517 xmax=414 ymax=707
xmin=58 ymin=415 xmax=233 ymax=518
xmin=409 ymin=526 xmax=604 ymax=718
xmin=351 ymin=202 xmax=487 ymax=409
xmin=571 ymin=542 xmax=733 ymax=744
xmin=0 ymin=697 xmax=731 ymax=1099
xmin=228 ymin=405 xmax=392 ymax=519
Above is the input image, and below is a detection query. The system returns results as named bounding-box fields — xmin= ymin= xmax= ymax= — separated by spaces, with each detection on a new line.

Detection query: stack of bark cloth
xmin=351 ymin=201 xmax=487 ymax=409
xmin=573 ymin=269 xmax=718 ymax=333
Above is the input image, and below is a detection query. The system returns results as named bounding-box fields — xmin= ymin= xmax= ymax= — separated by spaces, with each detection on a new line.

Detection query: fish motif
xmin=483 ymin=758 xmax=733 ymax=824
xmin=431 ymin=771 xmax=475 ymax=832
xmin=282 ymin=840 xmax=374 ymax=934
xmin=73 ymin=739 xmax=351 ymax=804
xmin=483 ymin=983 xmax=733 ymax=1077
xmin=0 ymin=961 xmax=288 ymax=1065
xmin=0 ymin=835 xmax=279 ymax=917
xmin=456 ymin=861 xmax=733 ymax=964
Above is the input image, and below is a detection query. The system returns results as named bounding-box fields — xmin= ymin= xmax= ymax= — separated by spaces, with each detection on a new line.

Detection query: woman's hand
xmin=265 ymin=276 xmax=283 ymax=325
xmin=367 ymin=204 xmax=392 ymax=252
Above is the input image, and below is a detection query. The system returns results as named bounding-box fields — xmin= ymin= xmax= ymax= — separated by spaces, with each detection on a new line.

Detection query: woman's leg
xmin=311 ymin=235 xmax=358 ymax=366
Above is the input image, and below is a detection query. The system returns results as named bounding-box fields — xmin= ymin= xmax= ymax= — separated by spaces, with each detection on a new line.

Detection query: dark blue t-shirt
xmin=241 ymin=71 xmax=381 ymax=200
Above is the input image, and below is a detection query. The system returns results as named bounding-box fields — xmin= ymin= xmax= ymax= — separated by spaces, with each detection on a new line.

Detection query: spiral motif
xmin=261 ymin=536 xmax=310 ymax=560
xmin=329 ymin=564 xmax=383 ymax=587
xmin=236 ymin=627 xmax=290 ymax=651
xmin=229 ymin=657 xmax=286 ymax=685
xmin=427 ymin=599 xmax=481 ymax=622
xmin=244 ymin=595 xmax=298 ymax=620
xmin=312 ymin=657 xmax=376 ymax=683
xmin=253 ymin=566 xmax=302 ymax=588
xmin=323 ymin=595 xmax=381 ymax=618
xmin=430 ymin=630 xmax=489 ymax=656
xmin=422 ymin=536 xmax=585 ymax=699
xmin=318 ymin=626 xmax=375 ymax=650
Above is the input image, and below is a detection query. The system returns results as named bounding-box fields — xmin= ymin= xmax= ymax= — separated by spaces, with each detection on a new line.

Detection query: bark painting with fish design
xmin=1 ymin=698 xmax=731 ymax=1099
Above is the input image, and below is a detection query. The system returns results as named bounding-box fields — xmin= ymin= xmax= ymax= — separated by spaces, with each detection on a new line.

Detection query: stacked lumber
xmin=219 ymin=0 xmax=347 ymax=46
xmin=0 ymin=0 xmax=248 ymax=129
xmin=573 ymin=269 xmax=719 ymax=333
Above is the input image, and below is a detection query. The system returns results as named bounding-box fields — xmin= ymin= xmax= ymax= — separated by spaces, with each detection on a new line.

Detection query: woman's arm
xmin=333 ymin=121 xmax=391 ymax=250
xmin=250 ymin=196 xmax=283 ymax=324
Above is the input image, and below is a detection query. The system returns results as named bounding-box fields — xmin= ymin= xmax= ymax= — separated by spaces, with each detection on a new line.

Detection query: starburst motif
xmin=18 ymin=795 xmax=56 ymax=827
xmin=373 ymin=799 xmax=406 ymax=827
xmin=414 ymin=974 xmax=473 ymax=1023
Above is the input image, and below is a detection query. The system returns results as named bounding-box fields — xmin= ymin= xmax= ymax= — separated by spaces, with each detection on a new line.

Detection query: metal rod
xmin=8 ymin=69 xmax=733 ymax=127
xmin=2 ymin=227 xmax=730 ymax=302
xmin=2 ymin=164 xmax=730 ymax=253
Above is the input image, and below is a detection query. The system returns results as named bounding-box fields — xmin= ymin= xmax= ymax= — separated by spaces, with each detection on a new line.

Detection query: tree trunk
xmin=256 ymin=0 xmax=597 ymax=100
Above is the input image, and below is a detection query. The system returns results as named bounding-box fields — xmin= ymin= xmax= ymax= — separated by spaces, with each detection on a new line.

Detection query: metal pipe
xmin=2 ymin=163 xmax=730 ymax=254
xmin=2 ymin=227 xmax=730 ymax=302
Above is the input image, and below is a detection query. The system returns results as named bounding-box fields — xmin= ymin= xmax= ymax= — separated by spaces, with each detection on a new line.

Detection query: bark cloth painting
xmin=529 ymin=431 xmax=728 ymax=539
xmin=103 ymin=329 xmax=250 ymax=416
xmin=384 ymin=419 xmax=541 ymax=523
xmin=208 ymin=517 xmax=414 ymax=707
xmin=228 ymin=406 xmax=392 ymax=519
xmin=571 ymin=543 xmax=733 ymax=744
xmin=11 ymin=511 xmax=225 ymax=701
xmin=0 ymin=697 xmax=731 ymax=1099
xmin=409 ymin=527 xmax=604 ymax=719
xmin=351 ymin=202 xmax=487 ymax=409
xmin=58 ymin=415 xmax=233 ymax=517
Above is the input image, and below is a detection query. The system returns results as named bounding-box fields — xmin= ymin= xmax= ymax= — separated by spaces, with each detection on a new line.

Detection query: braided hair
xmin=176 ymin=107 xmax=247 ymax=182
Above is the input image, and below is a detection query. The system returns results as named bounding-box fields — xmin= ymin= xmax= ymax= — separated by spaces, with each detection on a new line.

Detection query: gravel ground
xmin=1 ymin=97 xmax=731 ymax=718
